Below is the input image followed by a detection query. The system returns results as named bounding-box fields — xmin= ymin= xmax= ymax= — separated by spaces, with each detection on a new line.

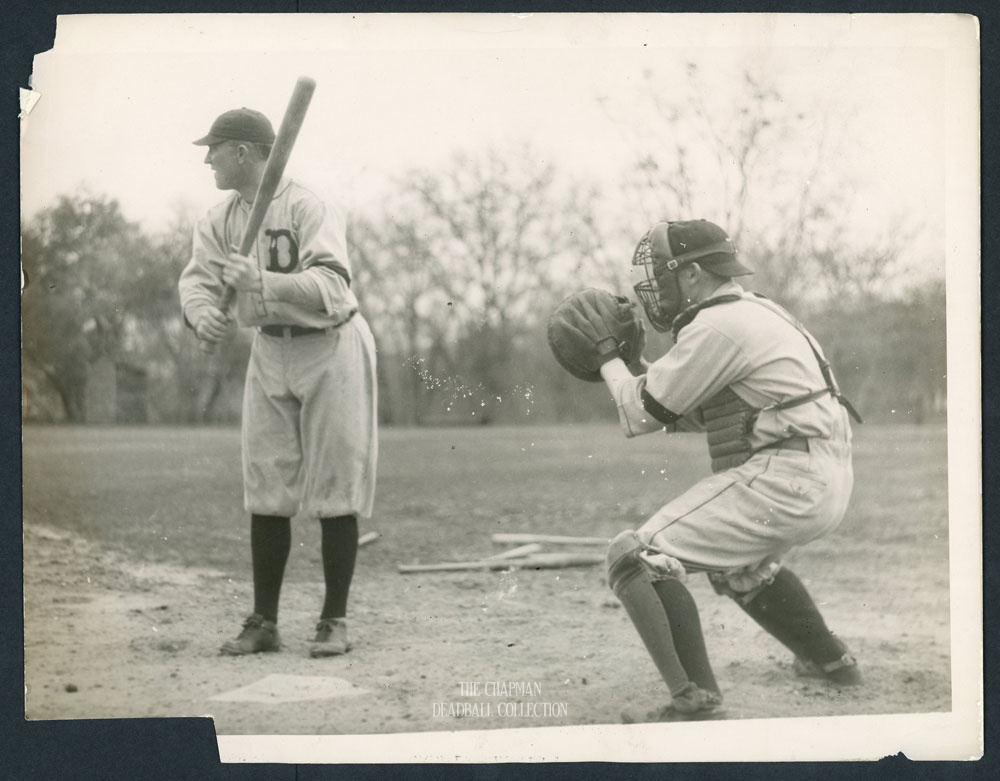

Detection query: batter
xmin=178 ymin=107 xmax=377 ymax=657
xmin=594 ymin=220 xmax=860 ymax=721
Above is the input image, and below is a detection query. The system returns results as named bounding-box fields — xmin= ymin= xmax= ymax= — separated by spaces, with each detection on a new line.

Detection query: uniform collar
xmin=670 ymin=280 xmax=747 ymax=339
xmin=236 ymin=176 xmax=292 ymax=208
xmin=710 ymin=279 xmax=745 ymax=298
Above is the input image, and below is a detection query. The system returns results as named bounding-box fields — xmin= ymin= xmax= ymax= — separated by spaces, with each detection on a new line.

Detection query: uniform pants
xmin=241 ymin=316 xmax=378 ymax=519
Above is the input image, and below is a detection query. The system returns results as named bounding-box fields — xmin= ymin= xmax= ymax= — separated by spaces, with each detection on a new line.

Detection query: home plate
xmin=209 ymin=674 xmax=371 ymax=704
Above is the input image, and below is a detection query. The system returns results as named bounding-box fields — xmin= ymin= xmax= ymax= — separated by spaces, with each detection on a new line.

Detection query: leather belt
xmin=259 ymin=324 xmax=328 ymax=338
xmin=258 ymin=310 xmax=358 ymax=338
xmin=758 ymin=436 xmax=810 ymax=453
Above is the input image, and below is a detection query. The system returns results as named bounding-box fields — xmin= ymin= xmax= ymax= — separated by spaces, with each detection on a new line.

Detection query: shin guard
xmin=606 ymin=531 xmax=690 ymax=696
xmin=653 ymin=578 xmax=720 ymax=695
xmin=735 ymin=567 xmax=847 ymax=665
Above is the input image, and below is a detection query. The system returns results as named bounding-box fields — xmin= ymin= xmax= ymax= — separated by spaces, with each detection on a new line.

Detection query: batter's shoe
xmin=309 ymin=618 xmax=350 ymax=658
xmin=621 ymin=684 xmax=725 ymax=724
xmin=793 ymin=653 xmax=862 ymax=686
xmin=219 ymin=613 xmax=280 ymax=655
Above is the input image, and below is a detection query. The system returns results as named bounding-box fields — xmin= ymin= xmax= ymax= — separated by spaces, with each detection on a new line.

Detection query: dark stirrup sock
xmin=319 ymin=515 xmax=359 ymax=620
xmin=250 ymin=514 xmax=291 ymax=623
xmin=737 ymin=567 xmax=847 ymax=664
xmin=653 ymin=578 xmax=721 ymax=694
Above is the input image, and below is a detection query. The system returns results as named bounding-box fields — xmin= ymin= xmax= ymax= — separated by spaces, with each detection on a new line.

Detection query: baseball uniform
xmin=181 ymin=107 xmax=375 ymax=658
xmin=599 ymin=219 xmax=861 ymax=722
xmin=607 ymin=280 xmax=853 ymax=589
xmin=179 ymin=177 xmax=378 ymax=520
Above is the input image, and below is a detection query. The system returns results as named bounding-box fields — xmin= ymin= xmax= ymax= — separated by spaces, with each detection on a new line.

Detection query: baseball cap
xmin=192 ymin=108 xmax=276 ymax=146
xmin=657 ymin=220 xmax=753 ymax=277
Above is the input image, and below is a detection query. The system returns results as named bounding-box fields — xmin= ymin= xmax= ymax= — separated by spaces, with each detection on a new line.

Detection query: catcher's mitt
xmin=547 ymin=288 xmax=645 ymax=382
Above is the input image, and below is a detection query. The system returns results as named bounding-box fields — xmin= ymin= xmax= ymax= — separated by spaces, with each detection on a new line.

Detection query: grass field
xmin=22 ymin=422 xmax=954 ymax=739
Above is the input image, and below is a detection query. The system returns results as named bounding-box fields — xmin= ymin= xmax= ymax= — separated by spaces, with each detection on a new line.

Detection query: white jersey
xmin=179 ymin=177 xmax=358 ymax=331
xmin=610 ymin=280 xmax=851 ymax=451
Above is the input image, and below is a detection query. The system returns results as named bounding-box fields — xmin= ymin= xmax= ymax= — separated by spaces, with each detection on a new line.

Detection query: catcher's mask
xmin=631 ymin=220 xmax=750 ymax=332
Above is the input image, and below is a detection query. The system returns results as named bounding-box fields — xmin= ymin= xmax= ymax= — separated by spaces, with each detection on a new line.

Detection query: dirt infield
xmin=23 ymin=424 xmax=952 ymax=736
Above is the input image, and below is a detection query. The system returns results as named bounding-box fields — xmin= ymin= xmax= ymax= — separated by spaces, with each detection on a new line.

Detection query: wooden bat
xmin=484 ymin=543 xmax=543 ymax=560
xmin=200 ymin=76 xmax=317 ymax=354
xmin=358 ymin=531 xmax=381 ymax=548
xmin=491 ymin=533 xmax=609 ymax=547
xmin=397 ymin=552 xmax=605 ymax=574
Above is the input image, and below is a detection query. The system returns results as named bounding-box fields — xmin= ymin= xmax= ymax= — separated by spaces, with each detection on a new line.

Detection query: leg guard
xmin=606 ymin=530 xmax=690 ymax=696
xmin=728 ymin=567 xmax=852 ymax=667
xmin=653 ymin=578 xmax=720 ymax=695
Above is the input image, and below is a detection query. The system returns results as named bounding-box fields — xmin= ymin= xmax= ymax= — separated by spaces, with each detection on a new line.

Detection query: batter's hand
xmin=193 ymin=305 xmax=232 ymax=344
xmin=220 ymin=248 xmax=263 ymax=293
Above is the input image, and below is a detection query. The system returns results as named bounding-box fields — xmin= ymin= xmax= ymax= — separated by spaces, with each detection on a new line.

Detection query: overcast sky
xmin=20 ymin=13 xmax=977 ymax=281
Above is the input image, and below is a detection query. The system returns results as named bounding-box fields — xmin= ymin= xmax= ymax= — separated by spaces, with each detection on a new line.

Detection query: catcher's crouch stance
xmin=549 ymin=220 xmax=862 ymax=722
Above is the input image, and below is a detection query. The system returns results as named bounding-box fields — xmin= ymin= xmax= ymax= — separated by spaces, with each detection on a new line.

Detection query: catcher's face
xmin=632 ymin=224 xmax=685 ymax=331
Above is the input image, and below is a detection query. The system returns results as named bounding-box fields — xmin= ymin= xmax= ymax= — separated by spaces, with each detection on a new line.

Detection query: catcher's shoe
xmin=219 ymin=613 xmax=280 ymax=656
xmin=793 ymin=653 xmax=862 ymax=686
xmin=309 ymin=618 xmax=350 ymax=658
xmin=621 ymin=684 xmax=725 ymax=724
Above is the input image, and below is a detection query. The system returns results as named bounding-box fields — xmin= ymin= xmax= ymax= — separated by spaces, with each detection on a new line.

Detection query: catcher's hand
xmin=547 ymin=288 xmax=645 ymax=382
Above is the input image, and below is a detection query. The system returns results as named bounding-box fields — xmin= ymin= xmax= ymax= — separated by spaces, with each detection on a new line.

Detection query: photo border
xmin=6 ymin=0 xmax=994 ymax=777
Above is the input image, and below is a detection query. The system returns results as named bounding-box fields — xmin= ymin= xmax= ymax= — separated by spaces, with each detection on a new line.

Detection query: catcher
xmin=548 ymin=219 xmax=862 ymax=722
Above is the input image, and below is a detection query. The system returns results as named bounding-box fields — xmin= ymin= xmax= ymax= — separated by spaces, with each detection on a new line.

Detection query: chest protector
xmin=673 ymin=293 xmax=863 ymax=474
xmin=701 ymin=387 xmax=758 ymax=473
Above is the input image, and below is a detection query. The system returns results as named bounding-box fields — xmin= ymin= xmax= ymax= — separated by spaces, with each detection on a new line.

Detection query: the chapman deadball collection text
xmin=432 ymin=681 xmax=568 ymax=718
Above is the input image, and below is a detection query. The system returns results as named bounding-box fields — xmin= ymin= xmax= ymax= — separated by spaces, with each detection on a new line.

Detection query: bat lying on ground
xmin=491 ymin=533 xmax=609 ymax=547
xmin=358 ymin=531 xmax=380 ymax=548
xmin=484 ymin=543 xmax=543 ymax=560
xmin=397 ymin=552 xmax=605 ymax=574
xmin=200 ymin=75 xmax=317 ymax=354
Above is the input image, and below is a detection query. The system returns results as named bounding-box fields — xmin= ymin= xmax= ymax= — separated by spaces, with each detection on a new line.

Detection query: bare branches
xmin=605 ymin=62 xmax=920 ymax=314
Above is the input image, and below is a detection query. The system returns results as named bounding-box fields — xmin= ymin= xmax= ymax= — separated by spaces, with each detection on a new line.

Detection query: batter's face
xmin=204 ymin=141 xmax=245 ymax=191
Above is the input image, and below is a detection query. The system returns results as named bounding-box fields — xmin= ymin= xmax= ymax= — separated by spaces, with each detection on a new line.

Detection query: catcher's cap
xmin=645 ymin=220 xmax=752 ymax=277
xmin=193 ymin=108 xmax=275 ymax=146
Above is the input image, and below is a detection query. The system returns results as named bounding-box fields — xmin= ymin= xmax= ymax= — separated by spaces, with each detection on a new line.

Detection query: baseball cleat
xmin=671 ymin=682 xmax=724 ymax=714
xmin=621 ymin=702 xmax=728 ymax=724
xmin=621 ymin=683 xmax=726 ymax=724
xmin=309 ymin=617 xmax=350 ymax=657
xmin=793 ymin=653 xmax=862 ymax=686
xmin=219 ymin=613 xmax=281 ymax=655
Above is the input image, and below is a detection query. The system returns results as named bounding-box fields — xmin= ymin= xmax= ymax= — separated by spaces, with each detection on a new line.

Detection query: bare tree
xmin=124 ymin=208 xmax=250 ymax=423
xmin=22 ymin=194 xmax=251 ymax=424
xmin=603 ymin=64 xmax=917 ymax=311
xmin=22 ymin=192 xmax=150 ymax=421
xmin=349 ymin=215 xmax=453 ymax=424
xmin=351 ymin=145 xmax=615 ymax=423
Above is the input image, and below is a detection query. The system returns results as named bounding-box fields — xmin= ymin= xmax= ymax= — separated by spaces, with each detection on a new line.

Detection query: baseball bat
xmin=484 ymin=543 xmax=543 ymax=560
xmin=200 ymin=76 xmax=317 ymax=354
xmin=490 ymin=533 xmax=609 ymax=547
xmin=397 ymin=552 xmax=605 ymax=574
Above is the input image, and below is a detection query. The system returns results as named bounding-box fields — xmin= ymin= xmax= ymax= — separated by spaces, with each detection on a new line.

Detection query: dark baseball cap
xmin=192 ymin=108 xmax=276 ymax=146
xmin=655 ymin=219 xmax=753 ymax=277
